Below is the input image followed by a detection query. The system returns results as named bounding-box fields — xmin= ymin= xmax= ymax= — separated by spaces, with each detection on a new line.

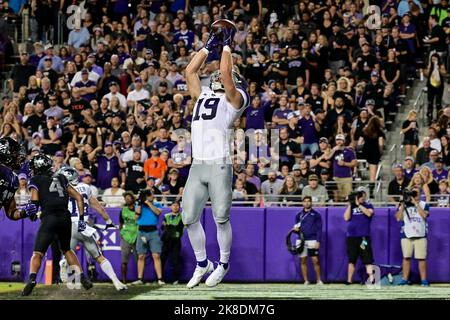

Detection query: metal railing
xmin=413 ymin=86 xmax=428 ymax=127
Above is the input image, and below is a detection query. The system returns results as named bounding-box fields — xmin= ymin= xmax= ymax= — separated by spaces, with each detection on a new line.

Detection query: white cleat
xmin=317 ymin=280 xmax=324 ymax=286
xmin=186 ymin=260 xmax=214 ymax=289
xmin=205 ymin=264 xmax=229 ymax=287
xmin=158 ymin=279 xmax=166 ymax=286
xmin=304 ymin=281 xmax=310 ymax=286
xmin=131 ymin=279 xmax=144 ymax=285
xmin=59 ymin=259 xmax=68 ymax=283
xmin=113 ymin=280 xmax=128 ymax=291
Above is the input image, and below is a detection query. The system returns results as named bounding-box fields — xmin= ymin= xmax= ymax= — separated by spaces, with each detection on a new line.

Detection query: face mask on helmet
xmin=30 ymin=153 xmax=54 ymax=175
xmin=56 ymin=167 xmax=79 ymax=186
xmin=209 ymin=70 xmax=243 ymax=91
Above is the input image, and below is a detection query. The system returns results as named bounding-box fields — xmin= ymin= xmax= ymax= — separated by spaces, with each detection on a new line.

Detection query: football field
xmin=1 ymin=282 xmax=450 ymax=300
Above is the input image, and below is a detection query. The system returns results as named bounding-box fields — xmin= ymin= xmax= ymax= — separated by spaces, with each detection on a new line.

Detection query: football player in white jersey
xmin=57 ymin=167 xmax=127 ymax=291
xmin=182 ymin=25 xmax=250 ymax=288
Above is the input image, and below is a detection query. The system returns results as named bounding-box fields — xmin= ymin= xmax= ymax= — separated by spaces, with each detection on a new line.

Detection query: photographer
xmin=133 ymin=189 xmax=164 ymax=285
xmin=395 ymin=188 xmax=430 ymax=286
xmin=344 ymin=190 xmax=375 ymax=285
xmin=293 ymin=197 xmax=323 ymax=285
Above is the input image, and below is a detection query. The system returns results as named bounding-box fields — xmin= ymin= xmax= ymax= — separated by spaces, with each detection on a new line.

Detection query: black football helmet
xmin=286 ymin=229 xmax=305 ymax=255
xmin=29 ymin=153 xmax=54 ymax=175
xmin=0 ymin=137 xmax=27 ymax=170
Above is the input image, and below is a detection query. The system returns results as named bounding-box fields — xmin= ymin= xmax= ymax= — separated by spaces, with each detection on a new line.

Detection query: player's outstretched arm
xmin=220 ymin=29 xmax=242 ymax=110
xmin=186 ymin=32 xmax=220 ymax=101
xmin=89 ymin=196 xmax=115 ymax=229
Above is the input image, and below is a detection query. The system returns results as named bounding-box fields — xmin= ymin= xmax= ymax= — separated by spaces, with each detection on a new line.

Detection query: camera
xmin=348 ymin=191 xmax=364 ymax=206
xmin=402 ymin=189 xmax=417 ymax=204
xmin=138 ymin=189 xmax=151 ymax=205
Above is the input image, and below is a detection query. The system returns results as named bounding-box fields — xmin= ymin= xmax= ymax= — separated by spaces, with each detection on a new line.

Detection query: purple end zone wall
xmin=1 ymin=207 xmax=450 ymax=283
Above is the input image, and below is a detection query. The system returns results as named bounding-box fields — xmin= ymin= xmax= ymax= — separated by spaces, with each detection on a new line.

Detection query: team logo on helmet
xmin=29 ymin=153 xmax=54 ymax=175
xmin=56 ymin=167 xmax=79 ymax=186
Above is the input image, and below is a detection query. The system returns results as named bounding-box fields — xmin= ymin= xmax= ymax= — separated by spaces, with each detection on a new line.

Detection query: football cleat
xmin=59 ymin=259 xmax=68 ymax=283
xmin=186 ymin=260 xmax=214 ymax=289
xmin=113 ymin=280 xmax=128 ymax=291
xmin=205 ymin=263 xmax=229 ymax=287
xmin=21 ymin=280 xmax=37 ymax=296
xmin=80 ymin=274 xmax=93 ymax=290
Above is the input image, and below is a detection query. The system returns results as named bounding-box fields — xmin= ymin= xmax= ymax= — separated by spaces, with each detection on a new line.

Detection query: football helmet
xmin=286 ymin=229 xmax=305 ymax=255
xmin=210 ymin=70 xmax=245 ymax=92
xmin=56 ymin=167 xmax=79 ymax=186
xmin=0 ymin=137 xmax=27 ymax=170
xmin=29 ymin=153 xmax=53 ymax=175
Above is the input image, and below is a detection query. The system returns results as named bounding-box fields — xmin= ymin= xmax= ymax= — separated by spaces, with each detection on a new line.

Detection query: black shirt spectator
xmin=10 ymin=53 xmax=36 ymax=92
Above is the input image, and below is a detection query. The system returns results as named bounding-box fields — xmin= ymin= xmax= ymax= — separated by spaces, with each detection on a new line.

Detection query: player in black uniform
xmin=0 ymin=137 xmax=35 ymax=221
xmin=21 ymin=153 xmax=93 ymax=296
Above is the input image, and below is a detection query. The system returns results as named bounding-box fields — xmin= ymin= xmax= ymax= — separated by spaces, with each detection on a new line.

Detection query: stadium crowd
xmin=0 ymin=0 xmax=449 ymax=209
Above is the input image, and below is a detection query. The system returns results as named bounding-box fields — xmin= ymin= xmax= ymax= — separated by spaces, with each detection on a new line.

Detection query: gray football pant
xmin=181 ymin=163 xmax=233 ymax=225
xmin=70 ymin=222 xmax=102 ymax=260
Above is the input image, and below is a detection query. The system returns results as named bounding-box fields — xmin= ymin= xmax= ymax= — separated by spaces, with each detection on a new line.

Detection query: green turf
xmin=1 ymin=282 xmax=450 ymax=300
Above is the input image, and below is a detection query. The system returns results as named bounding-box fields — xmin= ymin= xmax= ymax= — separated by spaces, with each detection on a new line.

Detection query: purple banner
xmin=204 ymin=207 xmax=265 ymax=282
xmin=2 ymin=207 xmax=450 ymax=283
xmin=0 ymin=214 xmax=22 ymax=280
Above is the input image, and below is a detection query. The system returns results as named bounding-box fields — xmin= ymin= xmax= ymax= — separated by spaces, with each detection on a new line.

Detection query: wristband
xmin=200 ymin=48 xmax=209 ymax=55
xmin=106 ymin=219 xmax=113 ymax=225
xmin=223 ymin=45 xmax=231 ymax=53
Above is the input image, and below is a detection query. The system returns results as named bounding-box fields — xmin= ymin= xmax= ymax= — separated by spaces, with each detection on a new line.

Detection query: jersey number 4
xmin=49 ymin=178 xmax=65 ymax=197
xmin=193 ymin=97 xmax=220 ymax=121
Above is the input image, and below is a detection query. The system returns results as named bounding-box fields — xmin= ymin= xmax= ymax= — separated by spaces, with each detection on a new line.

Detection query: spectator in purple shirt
xmin=173 ymin=21 xmax=195 ymax=50
xmin=432 ymin=158 xmax=448 ymax=182
xmin=74 ymin=69 xmax=97 ymax=102
xmin=344 ymin=189 xmax=375 ymax=285
xmin=271 ymin=95 xmax=290 ymax=129
xmin=153 ymin=128 xmax=176 ymax=153
xmin=298 ymin=104 xmax=319 ymax=156
xmin=245 ymin=96 xmax=270 ymax=130
xmin=91 ymin=141 xmax=121 ymax=190
xmin=326 ymin=134 xmax=358 ymax=201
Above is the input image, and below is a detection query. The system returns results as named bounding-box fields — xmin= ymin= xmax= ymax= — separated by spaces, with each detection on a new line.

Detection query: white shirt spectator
xmin=121 ymin=149 xmax=149 ymax=163
xmin=103 ymin=92 xmax=127 ymax=110
xmin=70 ymin=70 xmax=99 ymax=87
xmin=102 ymin=188 xmax=126 ymax=207
xmin=127 ymin=88 xmax=150 ymax=104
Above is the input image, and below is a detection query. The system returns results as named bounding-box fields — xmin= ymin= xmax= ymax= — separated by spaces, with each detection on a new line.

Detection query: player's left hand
xmin=22 ymin=203 xmax=38 ymax=220
xmin=222 ymin=27 xmax=235 ymax=47
xmin=78 ymin=220 xmax=87 ymax=232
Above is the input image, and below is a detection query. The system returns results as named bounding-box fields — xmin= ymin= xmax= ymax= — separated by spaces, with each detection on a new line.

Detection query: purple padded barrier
xmin=0 ymin=212 xmax=22 ymax=280
xmin=426 ymin=208 xmax=450 ymax=282
xmin=204 ymin=207 xmax=265 ymax=282
xmin=326 ymin=207 xmax=390 ymax=283
xmin=264 ymin=207 xmax=327 ymax=282
xmin=325 ymin=207 xmax=348 ymax=282
xmin=389 ymin=207 xmax=450 ymax=282
xmin=95 ymin=207 xmax=198 ymax=283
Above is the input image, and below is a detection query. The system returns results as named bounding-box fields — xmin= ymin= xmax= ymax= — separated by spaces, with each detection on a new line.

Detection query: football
xmin=210 ymin=19 xmax=237 ymax=36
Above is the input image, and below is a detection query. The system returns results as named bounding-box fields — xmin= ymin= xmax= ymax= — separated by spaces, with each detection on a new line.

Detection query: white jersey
xmin=69 ymin=183 xmax=92 ymax=222
xmin=191 ymin=86 xmax=249 ymax=161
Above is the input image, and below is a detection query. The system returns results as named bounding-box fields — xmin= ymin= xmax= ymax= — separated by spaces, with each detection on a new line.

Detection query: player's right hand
xmin=22 ymin=203 xmax=38 ymax=221
xmin=204 ymin=32 xmax=221 ymax=51
xmin=78 ymin=220 xmax=87 ymax=232
xmin=222 ymin=27 xmax=235 ymax=47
